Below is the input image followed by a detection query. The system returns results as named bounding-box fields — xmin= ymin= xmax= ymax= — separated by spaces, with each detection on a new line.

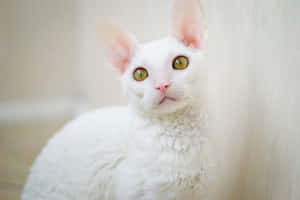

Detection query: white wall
xmin=242 ymin=0 xmax=300 ymax=199
xmin=0 ymin=0 xmax=81 ymax=100
xmin=0 ymin=0 xmax=84 ymax=123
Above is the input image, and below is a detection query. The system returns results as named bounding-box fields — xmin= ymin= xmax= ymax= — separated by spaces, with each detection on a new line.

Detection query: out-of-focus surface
xmin=0 ymin=0 xmax=79 ymax=101
xmin=241 ymin=1 xmax=300 ymax=199
xmin=0 ymin=119 xmax=69 ymax=200
xmin=0 ymin=0 xmax=299 ymax=200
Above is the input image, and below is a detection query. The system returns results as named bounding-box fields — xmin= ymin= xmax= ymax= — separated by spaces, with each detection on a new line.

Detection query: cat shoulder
xmin=63 ymin=106 xmax=130 ymax=133
xmin=43 ymin=106 xmax=131 ymax=150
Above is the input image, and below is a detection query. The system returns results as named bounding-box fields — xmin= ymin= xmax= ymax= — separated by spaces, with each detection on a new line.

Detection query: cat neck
xmin=129 ymin=102 xmax=208 ymax=138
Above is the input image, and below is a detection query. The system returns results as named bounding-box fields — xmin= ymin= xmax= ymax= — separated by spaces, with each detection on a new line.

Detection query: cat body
xmin=22 ymin=0 xmax=215 ymax=199
xmin=22 ymin=105 xmax=213 ymax=200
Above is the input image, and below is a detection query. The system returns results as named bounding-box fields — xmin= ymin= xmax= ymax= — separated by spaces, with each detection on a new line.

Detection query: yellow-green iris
xmin=172 ymin=55 xmax=189 ymax=70
xmin=133 ymin=67 xmax=148 ymax=81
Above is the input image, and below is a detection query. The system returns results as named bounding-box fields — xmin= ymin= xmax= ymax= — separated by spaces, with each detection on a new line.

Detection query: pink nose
xmin=155 ymin=83 xmax=170 ymax=95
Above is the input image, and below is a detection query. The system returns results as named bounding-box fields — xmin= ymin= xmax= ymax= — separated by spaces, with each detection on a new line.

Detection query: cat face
xmin=121 ymin=37 xmax=205 ymax=115
xmin=98 ymin=0 xmax=207 ymax=115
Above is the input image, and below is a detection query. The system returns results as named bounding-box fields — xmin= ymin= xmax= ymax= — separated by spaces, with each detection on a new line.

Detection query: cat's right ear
xmin=171 ymin=0 xmax=207 ymax=50
xmin=97 ymin=20 xmax=137 ymax=74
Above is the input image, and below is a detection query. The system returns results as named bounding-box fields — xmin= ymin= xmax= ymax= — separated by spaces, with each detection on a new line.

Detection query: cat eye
xmin=133 ymin=67 xmax=148 ymax=81
xmin=172 ymin=55 xmax=189 ymax=70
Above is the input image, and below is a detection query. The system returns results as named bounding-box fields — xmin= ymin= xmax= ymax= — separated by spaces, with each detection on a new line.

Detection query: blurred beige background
xmin=0 ymin=0 xmax=299 ymax=200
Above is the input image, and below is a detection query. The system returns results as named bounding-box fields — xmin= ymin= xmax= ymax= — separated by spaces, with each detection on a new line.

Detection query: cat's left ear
xmin=97 ymin=20 xmax=137 ymax=74
xmin=171 ymin=0 xmax=207 ymax=50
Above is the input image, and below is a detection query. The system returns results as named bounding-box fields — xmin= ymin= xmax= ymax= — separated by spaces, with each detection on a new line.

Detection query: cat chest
xmin=129 ymin=123 xmax=207 ymax=180
xmin=118 ymin=147 xmax=208 ymax=200
xmin=120 ymin=118 xmax=210 ymax=199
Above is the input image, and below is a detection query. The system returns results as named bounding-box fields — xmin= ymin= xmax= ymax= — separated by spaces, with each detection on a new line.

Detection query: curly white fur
xmin=22 ymin=105 xmax=215 ymax=200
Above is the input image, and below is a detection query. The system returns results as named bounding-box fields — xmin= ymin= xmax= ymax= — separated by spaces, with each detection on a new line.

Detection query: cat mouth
xmin=159 ymin=96 xmax=177 ymax=105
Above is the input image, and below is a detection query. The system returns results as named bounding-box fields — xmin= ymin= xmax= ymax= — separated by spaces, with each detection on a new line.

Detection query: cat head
xmin=98 ymin=0 xmax=207 ymax=116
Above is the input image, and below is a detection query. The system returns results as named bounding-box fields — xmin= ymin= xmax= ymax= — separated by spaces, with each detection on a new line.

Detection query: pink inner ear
xmin=98 ymin=21 xmax=136 ymax=74
xmin=177 ymin=17 xmax=202 ymax=49
xmin=172 ymin=0 xmax=206 ymax=50
xmin=180 ymin=22 xmax=201 ymax=48
xmin=107 ymin=36 xmax=134 ymax=74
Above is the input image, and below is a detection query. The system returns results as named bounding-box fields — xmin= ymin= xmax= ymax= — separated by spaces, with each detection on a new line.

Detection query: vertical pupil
xmin=134 ymin=68 xmax=147 ymax=81
xmin=138 ymin=70 xmax=143 ymax=77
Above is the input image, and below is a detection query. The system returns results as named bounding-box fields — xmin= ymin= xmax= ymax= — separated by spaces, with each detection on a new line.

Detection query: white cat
xmin=22 ymin=0 xmax=215 ymax=199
